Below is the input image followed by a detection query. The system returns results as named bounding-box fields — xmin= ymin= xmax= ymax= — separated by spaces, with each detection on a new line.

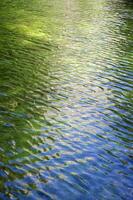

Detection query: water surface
xmin=0 ymin=0 xmax=133 ymax=199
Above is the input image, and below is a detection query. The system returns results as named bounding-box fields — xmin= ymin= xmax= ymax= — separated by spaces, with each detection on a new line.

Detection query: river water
xmin=0 ymin=0 xmax=133 ymax=199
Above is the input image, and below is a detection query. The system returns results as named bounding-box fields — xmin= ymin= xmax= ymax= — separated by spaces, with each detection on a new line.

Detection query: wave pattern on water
xmin=0 ymin=0 xmax=133 ymax=199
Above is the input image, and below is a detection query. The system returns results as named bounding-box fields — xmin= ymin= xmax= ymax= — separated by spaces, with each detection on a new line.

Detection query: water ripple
xmin=0 ymin=0 xmax=133 ymax=199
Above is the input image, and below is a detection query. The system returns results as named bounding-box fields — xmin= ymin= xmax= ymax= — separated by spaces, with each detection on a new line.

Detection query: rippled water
xmin=0 ymin=0 xmax=133 ymax=199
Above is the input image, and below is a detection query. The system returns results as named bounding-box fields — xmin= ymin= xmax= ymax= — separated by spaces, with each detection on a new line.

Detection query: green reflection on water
xmin=0 ymin=0 xmax=60 ymax=166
